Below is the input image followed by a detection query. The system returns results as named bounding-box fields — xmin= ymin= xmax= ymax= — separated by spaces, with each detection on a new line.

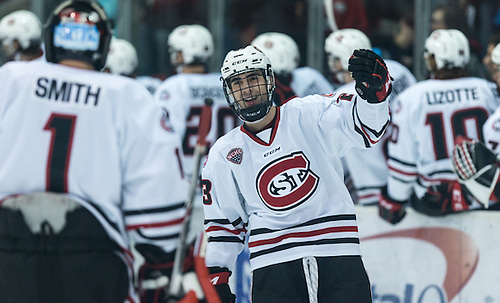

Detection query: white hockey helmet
xmin=491 ymin=43 xmax=500 ymax=66
xmin=0 ymin=10 xmax=42 ymax=56
xmin=105 ymin=37 xmax=138 ymax=76
xmin=424 ymin=29 xmax=470 ymax=70
xmin=221 ymin=45 xmax=275 ymax=122
xmin=251 ymin=32 xmax=300 ymax=75
xmin=168 ymin=24 xmax=213 ymax=65
xmin=324 ymin=28 xmax=371 ymax=71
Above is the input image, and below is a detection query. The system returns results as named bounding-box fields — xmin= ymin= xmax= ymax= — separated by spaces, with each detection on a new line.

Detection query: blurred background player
xmin=0 ymin=9 xmax=43 ymax=62
xmin=380 ymin=29 xmax=500 ymax=224
xmin=451 ymin=44 xmax=500 ymax=210
xmin=104 ymin=36 xmax=162 ymax=95
xmin=154 ymin=24 xmax=238 ymax=236
xmin=482 ymin=33 xmax=500 ymax=84
xmin=0 ymin=1 xmax=189 ymax=302
xmin=104 ymin=36 xmax=138 ymax=77
xmin=251 ymin=32 xmax=335 ymax=105
xmin=203 ymin=45 xmax=391 ymax=303
xmin=325 ymin=28 xmax=417 ymax=205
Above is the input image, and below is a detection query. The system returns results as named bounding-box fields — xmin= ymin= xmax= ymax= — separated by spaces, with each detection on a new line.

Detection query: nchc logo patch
xmin=227 ymin=147 xmax=243 ymax=164
xmin=256 ymin=151 xmax=319 ymax=211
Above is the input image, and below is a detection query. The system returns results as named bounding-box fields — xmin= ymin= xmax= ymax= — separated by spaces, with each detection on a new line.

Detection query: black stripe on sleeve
xmin=124 ymin=202 xmax=185 ymax=216
xmin=250 ymin=214 xmax=357 ymax=236
xmin=250 ymin=238 xmax=360 ymax=259
xmin=208 ymin=236 xmax=245 ymax=244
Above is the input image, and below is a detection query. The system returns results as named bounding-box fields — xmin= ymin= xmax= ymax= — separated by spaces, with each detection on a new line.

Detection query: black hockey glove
xmin=348 ymin=49 xmax=392 ymax=103
xmin=208 ymin=267 xmax=236 ymax=303
xmin=452 ymin=137 xmax=500 ymax=208
xmin=136 ymin=244 xmax=175 ymax=303
xmin=379 ymin=186 xmax=406 ymax=224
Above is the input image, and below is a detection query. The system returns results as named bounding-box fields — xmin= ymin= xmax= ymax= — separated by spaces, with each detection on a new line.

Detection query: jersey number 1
xmin=44 ymin=113 xmax=77 ymax=193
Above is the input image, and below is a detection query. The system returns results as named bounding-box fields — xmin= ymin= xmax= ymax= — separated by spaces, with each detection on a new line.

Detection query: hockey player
xmin=104 ymin=36 xmax=163 ymax=95
xmin=251 ymin=32 xmax=335 ymax=105
xmin=451 ymin=44 xmax=500 ymax=209
xmin=104 ymin=36 xmax=138 ymax=77
xmin=202 ymin=45 xmax=392 ymax=302
xmin=0 ymin=1 xmax=189 ymax=302
xmin=325 ymin=28 xmax=417 ymax=205
xmin=0 ymin=9 xmax=44 ymax=62
xmin=380 ymin=29 xmax=500 ymax=224
xmin=154 ymin=24 xmax=238 ymax=205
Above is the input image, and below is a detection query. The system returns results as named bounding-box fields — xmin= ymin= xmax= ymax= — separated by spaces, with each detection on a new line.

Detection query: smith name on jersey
xmin=202 ymin=94 xmax=389 ymax=271
xmin=0 ymin=60 xmax=189 ymax=259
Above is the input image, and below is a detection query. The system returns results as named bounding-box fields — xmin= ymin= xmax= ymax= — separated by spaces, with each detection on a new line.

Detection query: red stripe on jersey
xmin=358 ymin=193 xmax=380 ymax=199
xmin=205 ymin=225 xmax=246 ymax=235
xmin=248 ymin=225 xmax=358 ymax=248
xmin=240 ymin=107 xmax=281 ymax=146
xmin=359 ymin=123 xmax=382 ymax=145
xmin=126 ymin=294 xmax=136 ymax=303
xmin=126 ymin=217 xmax=184 ymax=230
xmin=388 ymin=164 xmax=418 ymax=176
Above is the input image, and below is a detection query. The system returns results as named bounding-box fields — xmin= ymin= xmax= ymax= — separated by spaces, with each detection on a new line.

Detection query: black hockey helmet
xmin=43 ymin=0 xmax=112 ymax=70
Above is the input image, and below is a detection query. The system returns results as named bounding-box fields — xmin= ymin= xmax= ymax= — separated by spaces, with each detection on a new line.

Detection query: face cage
xmin=223 ymin=68 xmax=275 ymax=122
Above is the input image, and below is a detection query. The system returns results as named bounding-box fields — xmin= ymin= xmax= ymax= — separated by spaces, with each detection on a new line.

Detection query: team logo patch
xmin=160 ymin=109 xmax=174 ymax=132
xmin=227 ymin=148 xmax=243 ymax=164
xmin=256 ymin=151 xmax=319 ymax=211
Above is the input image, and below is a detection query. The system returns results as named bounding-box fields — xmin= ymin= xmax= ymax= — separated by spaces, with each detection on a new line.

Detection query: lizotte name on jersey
xmin=35 ymin=77 xmax=101 ymax=107
xmin=425 ymin=87 xmax=479 ymax=105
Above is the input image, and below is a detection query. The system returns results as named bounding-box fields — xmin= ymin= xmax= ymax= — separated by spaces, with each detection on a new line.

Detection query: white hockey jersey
xmin=136 ymin=75 xmax=163 ymax=95
xmin=387 ymin=77 xmax=500 ymax=203
xmin=154 ymin=73 xmax=240 ymax=183
xmin=202 ymin=94 xmax=389 ymax=271
xmin=0 ymin=61 xmax=189 ymax=258
xmin=291 ymin=66 xmax=335 ymax=97
xmin=339 ymin=60 xmax=417 ymax=204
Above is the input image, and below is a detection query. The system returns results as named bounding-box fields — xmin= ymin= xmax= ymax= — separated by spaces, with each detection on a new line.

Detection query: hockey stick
xmin=168 ymin=97 xmax=214 ymax=301
xmin=324 ymin=0 xmax=338 ymax=32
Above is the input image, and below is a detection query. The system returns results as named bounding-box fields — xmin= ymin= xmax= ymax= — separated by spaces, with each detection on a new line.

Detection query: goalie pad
xmin=1 ymin=192 xmax=80 ymax=234
xmin=452 ymin=139 xmax=500 ymax=208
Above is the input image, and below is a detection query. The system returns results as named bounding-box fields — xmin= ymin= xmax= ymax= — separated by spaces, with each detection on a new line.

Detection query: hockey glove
xmin=136 ymin=244 xmax=175 ymax=303
xmin=208 ymin=267 xmax=236 ymax=303
xmin=348 ymin=49 xmax=392 ymax=103
xmin=379 ymin=186 xmax=406 ymax=224
xmin=452 ymin=138 xmax=500 ymax=208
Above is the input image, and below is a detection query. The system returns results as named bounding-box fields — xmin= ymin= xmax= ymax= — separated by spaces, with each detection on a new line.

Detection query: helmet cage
xmin=44 ymin=0 xmax=112 ymax=70
xmin=222 ymin=67 xmax=275 ymax=122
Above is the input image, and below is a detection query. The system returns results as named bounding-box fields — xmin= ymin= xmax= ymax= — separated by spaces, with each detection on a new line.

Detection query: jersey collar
xmin=240 ymin=106 xmax=281 ymax=146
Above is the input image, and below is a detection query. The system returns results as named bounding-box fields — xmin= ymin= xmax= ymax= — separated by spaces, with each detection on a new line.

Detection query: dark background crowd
xmin=2 ymin=0 xmax=500 ymax=80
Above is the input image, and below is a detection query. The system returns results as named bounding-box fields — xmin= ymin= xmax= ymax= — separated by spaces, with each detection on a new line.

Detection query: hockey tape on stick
xmin=168 ymin=98 xmax=214 ymax=300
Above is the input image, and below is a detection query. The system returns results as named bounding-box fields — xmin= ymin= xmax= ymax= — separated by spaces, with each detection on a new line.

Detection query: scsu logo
xmin=256 ymin=151 xmax=319 ymax=211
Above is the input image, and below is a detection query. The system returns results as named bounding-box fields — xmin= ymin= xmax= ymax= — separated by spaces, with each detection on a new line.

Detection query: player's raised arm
xmin=344 ymin=49 xmax=392 ymax=148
